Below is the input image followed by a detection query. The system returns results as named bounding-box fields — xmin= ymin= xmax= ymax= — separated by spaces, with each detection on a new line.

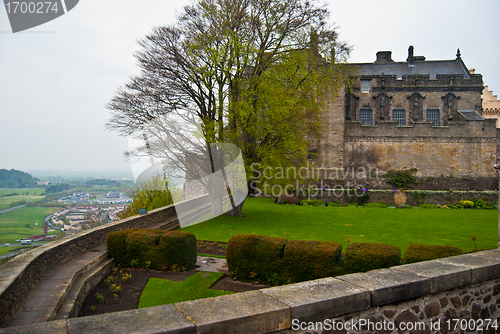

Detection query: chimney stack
xmin=407 ymin=45 xmax=414 ymax=66
xmin=375 ymin=51 xmax=394 ymax=64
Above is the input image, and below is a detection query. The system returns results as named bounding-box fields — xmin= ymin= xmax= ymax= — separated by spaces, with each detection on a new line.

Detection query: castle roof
xmin=353 ymin=46 xmax=470 ymax=79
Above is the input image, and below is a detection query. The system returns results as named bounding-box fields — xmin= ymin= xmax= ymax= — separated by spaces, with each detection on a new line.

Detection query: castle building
xmin=319 ymin=46 xmax=497 ymax=179
xmin=482 ymin=84 xmax=500 ymax=127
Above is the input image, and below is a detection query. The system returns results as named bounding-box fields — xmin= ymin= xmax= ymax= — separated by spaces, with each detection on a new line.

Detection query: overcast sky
xmin=1 ymin=0 xmax=499 ymax=177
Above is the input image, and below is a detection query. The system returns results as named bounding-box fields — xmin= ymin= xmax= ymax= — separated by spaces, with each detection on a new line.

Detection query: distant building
xmin=482 ymin=84 xmax=500 ymax=127
xmin=58 ymin=192 xmax=91 ymax=204
xmin=95 ymin=192 xmax=131 ymax=204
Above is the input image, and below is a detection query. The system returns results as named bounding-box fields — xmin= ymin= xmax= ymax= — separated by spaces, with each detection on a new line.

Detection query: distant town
xmin=47 ymin=191 xmax=130 ymax=233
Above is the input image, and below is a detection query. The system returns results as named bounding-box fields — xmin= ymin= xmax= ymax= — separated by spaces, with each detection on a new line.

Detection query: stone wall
xmin=2 ymin=249 xmax=499 ymax=334
xmin=308 ymin=189 xmax=499 ymax=207
xmin=282 ymin=278 xmax=500 ymax=334
xmin=278 ymin=251 xmax=500 ymax=334
xmin=318 ymin=175 xmax=498 ymax=191
xmin=318 ymin=87 xmax=346 ymax=169
xmin=344 ymin=120 xmax=497 ymax=178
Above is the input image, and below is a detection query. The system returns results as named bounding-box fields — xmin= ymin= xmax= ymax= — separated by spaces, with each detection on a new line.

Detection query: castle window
xmin=361 ymin=80 xmax=370 ymax=93
xmin=426 ymin=109 xmax=440 ymax=126
xmin=392 ymin=109 xmax=406 ymax=126
xmin=360 ymin=109 xmax=372 ymax=125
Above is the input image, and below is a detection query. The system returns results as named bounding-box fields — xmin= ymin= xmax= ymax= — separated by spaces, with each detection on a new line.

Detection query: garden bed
xmin=77 ymin=240 xmax=262 ymax=317
xmin=78 ymin=266 xmax=265 ymax=317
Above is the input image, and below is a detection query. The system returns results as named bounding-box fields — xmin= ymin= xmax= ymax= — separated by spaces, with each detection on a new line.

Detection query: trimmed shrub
xmin=126 ymin=229 xmax=165 ymax=269
xmin=405 ymin=244 xmax=463 ymax=264
xmin=158 ymin=231 xmax=197 ymax=270
xmin=459 ymin=200 xmax=474 ymax=208
xmin=106 ymin=229 xmax=197 ymax=271
xmin=282 ymin=240 xmax=343 ymax=283
xmin=418 ymin=204 xmax=435 ymax=209
xmin=397 ymin=204 xmax=411 ymax=209
xmin=226 ymin=234 xmax=287 ymax=284
xmin=344 ymin=243 xmax=401 ymax=273
xmin=473 ymin=199 xmax=486 ymax=209
xmin=301 ymin=199 xmax=325 ymax=206
xmin=106 ymin=229 xmax=137 ymax=266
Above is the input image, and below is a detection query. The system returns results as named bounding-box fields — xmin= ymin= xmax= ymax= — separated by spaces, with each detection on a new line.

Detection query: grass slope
xmin=0 ymin=207 xmax=59 ymax=243
xmin=0 ymin=195 xmax=45 ymax=211
xmin=182 ymin=197 xmax=498 ymax=254
xmin=138 ymin=271 xmax=232 ymax=308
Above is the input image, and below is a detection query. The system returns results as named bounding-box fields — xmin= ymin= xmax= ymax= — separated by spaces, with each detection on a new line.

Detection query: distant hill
xmin=0 ymin=169 xmax=40 ymax=188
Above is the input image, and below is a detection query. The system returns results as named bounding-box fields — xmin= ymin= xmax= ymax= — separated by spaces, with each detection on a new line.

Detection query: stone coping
xmin=1 ymin=248 xmax=498 ymax=334
xmin=0 ymin=194 xmax=211 ymax=328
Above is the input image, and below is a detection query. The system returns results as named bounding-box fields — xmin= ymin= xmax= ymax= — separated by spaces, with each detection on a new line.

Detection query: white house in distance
xmin=95 ymin=192 xmax=131 ymax=205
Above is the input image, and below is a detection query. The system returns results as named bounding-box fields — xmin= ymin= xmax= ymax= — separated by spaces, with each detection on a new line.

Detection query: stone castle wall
xmin=318 ymin=87 xmax=346 ymax=169
xmin=344 ymin=120 xmax=497 ymax=177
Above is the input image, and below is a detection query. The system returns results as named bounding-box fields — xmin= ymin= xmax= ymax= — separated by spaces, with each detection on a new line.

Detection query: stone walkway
xmin=196 ymin=256 xmax=228 ymax=274
xmin=6 ymin=244 xmax=108 ymax=328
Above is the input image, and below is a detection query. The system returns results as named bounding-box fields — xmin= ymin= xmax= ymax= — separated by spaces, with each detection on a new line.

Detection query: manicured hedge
xmin=282 ymin=240 xmax=343 ymax=283
xmin=106 ymin=229 xmax=197 ymax=271
xmin=106 ymin=229 xmax=137 ymax=266
xmin=126 ymin=229 xmax=164 ymax=269
xmin=344 ymin=243 xmax=401 ymax=273
xmin=158 ymin=231 xmax=197 ymax=270
xmin=226 ymin=234 xmax=287 ymax=284
xmin=405 ymin=244 xmax=463 ymax=264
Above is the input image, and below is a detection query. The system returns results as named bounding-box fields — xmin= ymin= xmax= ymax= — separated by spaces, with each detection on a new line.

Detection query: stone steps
xmin=6 ymin=244 xmax=108 ymax=327
xmin=54 ymin=257 xmax=114 ymax=321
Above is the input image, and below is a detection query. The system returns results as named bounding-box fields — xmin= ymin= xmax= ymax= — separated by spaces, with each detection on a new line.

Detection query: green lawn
xmin=0 ymin=188 xmax=45 ymax=196
xmin=182 ymin=197 xmax=498 ymax=255
xmin=0 ymin=195 xmax=45 ymax=211
xmin=0 ymin=207 xmax=60 ymax=243
xmin=138 ymin=271 xmax=232 ymax=308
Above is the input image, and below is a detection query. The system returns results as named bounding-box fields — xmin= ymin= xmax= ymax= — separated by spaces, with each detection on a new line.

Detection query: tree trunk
xmin=226 ymin=197 xmax=246 ymax=217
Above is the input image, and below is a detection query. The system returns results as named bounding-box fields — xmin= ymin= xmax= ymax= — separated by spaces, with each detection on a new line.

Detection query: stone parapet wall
xmin=2 ymin=248 xmax=499 ymax=334
xmin=281 ymin=278 xmax=500 ymax=333
xmin=357 ymin=73 xmax=484 ymax=93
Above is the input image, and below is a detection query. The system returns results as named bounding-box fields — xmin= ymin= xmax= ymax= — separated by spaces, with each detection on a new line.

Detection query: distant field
xmin=0 ymin=245 xmax=30 ymax=256
xmin=0 ymin=188 xmax=46 ymax=196
xmin=0 ymin=207 xmax=59 ymax=243
xmin=0 ymin=195 xmax=45 ymax=211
